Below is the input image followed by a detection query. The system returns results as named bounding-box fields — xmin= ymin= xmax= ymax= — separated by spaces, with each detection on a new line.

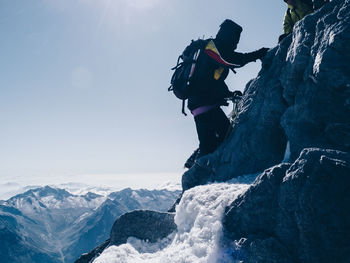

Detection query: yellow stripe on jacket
xmin=205 ymin=40 xmax=237 ymax=80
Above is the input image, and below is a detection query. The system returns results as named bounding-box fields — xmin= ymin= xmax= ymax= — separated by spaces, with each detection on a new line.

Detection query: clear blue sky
xmin=0 ymin=0 xmax=286 ymax=181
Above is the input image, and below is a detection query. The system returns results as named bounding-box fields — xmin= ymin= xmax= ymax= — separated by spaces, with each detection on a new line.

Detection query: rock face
xmin=75 ymin=210 xmax=177 ymax=263
xmin=110 ymin=210 xmax=177 ymax=245
xmin=182 ymin=0 xmax=350 ymax=190
xmin=280 ymin=0 xmax=350 ymax=159
xmin=75 ymin=239 xmax=110 ymax=263
xmin=224 ymin=148 xmax=350 ymax=263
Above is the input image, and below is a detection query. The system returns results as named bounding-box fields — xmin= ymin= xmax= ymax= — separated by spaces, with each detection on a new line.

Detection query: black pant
xmin=194 ymin=107 xmax=230 ymax=157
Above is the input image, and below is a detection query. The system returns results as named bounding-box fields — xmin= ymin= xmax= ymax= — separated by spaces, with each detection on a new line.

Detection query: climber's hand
xmin=232 ymin=90 xmax=243 ymax=98
xmin=256 ymin=47 xmax=269 ymax=60
xmin=228 ymin=90 xmax=242 ymax=99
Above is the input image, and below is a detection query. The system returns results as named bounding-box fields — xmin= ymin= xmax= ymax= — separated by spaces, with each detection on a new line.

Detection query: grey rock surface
xmin=74 ymin=210 xmax=177 ymax=263
xmin=281 ymin=0 xmax=350 ymax=160
xmin=109 ymin=210 xmax=177 ymax=246
xmin=74 ymin=239 xmax=110 ymax=263
xmin=224 ymin=148 xmax=350 ymax=263
xmin=182 ymin=0 xmax=350 ymax=191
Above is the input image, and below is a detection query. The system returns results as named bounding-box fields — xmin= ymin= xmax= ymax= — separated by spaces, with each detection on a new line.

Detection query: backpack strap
xmin=204 ymin=40 xmax=242 ymax=68
xmin=287 ymin=8 xmax=293 ymax=21
xmin=182 ymin=100 xmax=187 ymax=116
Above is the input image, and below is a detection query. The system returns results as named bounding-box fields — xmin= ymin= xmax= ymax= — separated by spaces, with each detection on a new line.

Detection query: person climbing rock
xmin=279 ymin=0 xmax=314 ymax=42
xmin=184 ymin=19 xmax=269 ymax=168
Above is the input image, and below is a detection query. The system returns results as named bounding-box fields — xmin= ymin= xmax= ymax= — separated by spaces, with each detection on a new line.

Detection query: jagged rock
xmin=280 ymin=0 xmax=350 ymax=159
xmin=224 ymin=148 xmax=350 ymax=263
xmin=182 ymin=0 xmax=350 ymax=191
xmin=74 ymin=239 xmax=110 ymax=263
xmin=168 ymin=193 xmax=182 ymax=213
xmin=110 ymin=210 xmax=177 ymax=246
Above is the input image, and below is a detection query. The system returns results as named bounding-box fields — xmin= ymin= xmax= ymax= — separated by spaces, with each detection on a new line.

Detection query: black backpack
xmin=168 ymin=39 xmax=207 ymax=115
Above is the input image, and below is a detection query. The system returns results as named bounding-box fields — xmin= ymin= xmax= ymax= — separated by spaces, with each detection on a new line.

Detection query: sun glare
xmin=126 ymin=0 xmax=161 ymax=10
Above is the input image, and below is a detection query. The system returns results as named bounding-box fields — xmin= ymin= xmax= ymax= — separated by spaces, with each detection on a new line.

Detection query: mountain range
xmin=0 ymin=185 xmax=180 ymax=263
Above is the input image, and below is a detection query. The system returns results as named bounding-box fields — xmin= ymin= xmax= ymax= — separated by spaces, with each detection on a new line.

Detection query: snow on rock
xmin=109 ymin=210 xmax=177 ymax=246
xmin=93 ymin=183 xmax=249 ymax=263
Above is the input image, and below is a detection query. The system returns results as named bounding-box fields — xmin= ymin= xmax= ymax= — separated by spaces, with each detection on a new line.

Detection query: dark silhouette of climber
xmin=185 ymin=19 xmax=269 ymax=168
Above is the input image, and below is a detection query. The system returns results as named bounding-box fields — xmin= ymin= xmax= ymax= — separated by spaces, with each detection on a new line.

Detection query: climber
xmin=184 ymin=19 xmax=269 ymax=168
xmin=279 ymin=0 xmax=314 ymax=42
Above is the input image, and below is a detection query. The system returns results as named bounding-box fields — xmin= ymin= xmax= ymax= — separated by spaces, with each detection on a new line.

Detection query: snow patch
xmin=94 ymin=183 xmax=249 ymax=263
xmin=128 ymin=233 xmax=176 ymax=254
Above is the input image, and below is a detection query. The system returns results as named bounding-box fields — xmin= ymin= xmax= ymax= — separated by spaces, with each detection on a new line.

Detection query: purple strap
xmin=191 ymin=104 xmax=217 ymax=117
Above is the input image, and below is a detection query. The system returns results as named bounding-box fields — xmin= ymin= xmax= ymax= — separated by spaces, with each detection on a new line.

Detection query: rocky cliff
xmin=182 ymin=0 xmax=350 ymax=190
xmin=79 ymin=0 xmax=350 ymax=262
xmin=224 ymin=148 xmax=350 ymax=262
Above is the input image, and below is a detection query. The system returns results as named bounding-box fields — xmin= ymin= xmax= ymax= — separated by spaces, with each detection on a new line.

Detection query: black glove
xmin=278 ymin=33 xmax=288 ymax=43
xmin=228 ymin=90 xmax=243 ymax=99
xmin=256 ymin=47 xmax=269 ymax=60
xmin=232 ymin=90 xmax=242 ymax=97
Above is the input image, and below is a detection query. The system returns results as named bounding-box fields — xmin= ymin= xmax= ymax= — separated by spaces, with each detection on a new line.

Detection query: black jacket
xmin=187 ymin=39 xmax=263 ymax=111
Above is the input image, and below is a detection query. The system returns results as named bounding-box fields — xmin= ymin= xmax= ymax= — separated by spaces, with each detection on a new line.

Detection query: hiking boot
xmin=184 ymin=148 xmax=200 ymax=169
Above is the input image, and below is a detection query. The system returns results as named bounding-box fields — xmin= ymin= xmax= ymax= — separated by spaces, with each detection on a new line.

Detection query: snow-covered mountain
xmin=0 ymin=186 xmax=180 ymax=263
